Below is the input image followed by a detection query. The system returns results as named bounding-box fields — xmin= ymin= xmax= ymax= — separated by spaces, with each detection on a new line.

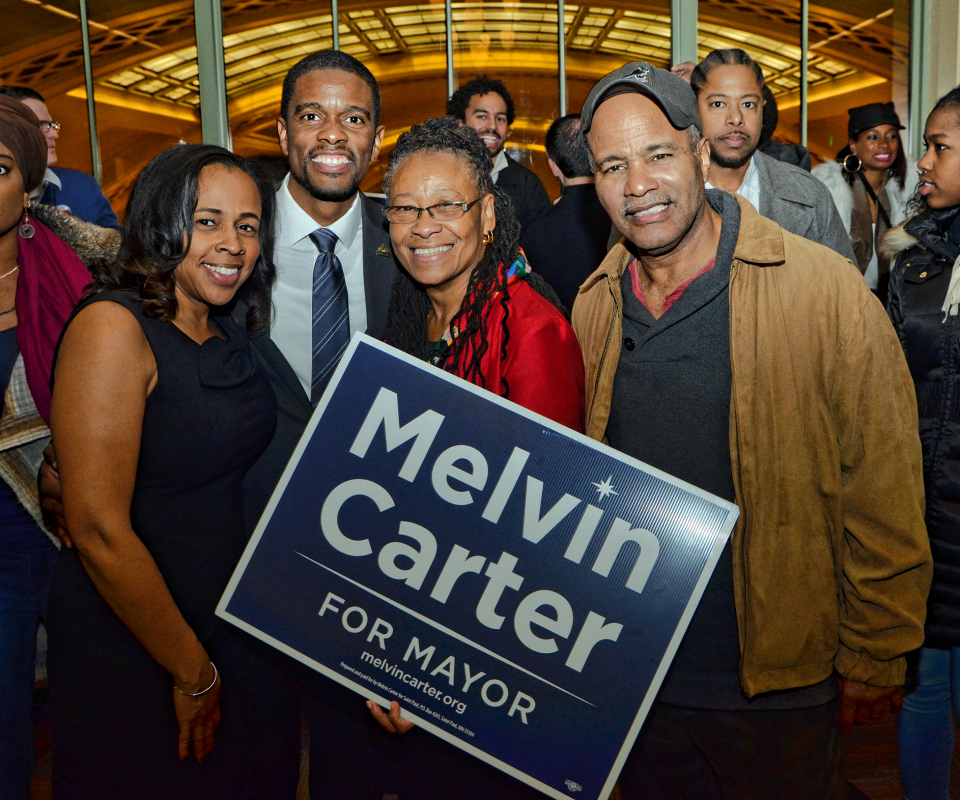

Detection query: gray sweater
xmin=608 ymin=191 xmax=836 ymax=710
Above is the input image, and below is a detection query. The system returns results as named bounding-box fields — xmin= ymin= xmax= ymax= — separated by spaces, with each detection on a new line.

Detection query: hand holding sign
xmin=218 ymin=336 xmax=738 ymax=800
xmin=367 ymin=699 xmax=415 ymax=734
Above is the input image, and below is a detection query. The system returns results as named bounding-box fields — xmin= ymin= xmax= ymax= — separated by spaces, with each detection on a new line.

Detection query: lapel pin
xmin=377 ymin=244 xmax=391 ymax=257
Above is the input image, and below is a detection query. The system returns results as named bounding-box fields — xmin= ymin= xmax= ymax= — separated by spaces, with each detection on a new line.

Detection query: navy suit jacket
xmin=41 ymin=167 xmax=121 ymax=231
xmin=242 ymin=192 xmax=397 ymax=531
xmin=520 ymin=183 xmax=612 ymax=311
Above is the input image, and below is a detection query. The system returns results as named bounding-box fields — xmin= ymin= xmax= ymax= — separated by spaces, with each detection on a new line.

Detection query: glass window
xmin=564 ymin=1 xmax=672 ymax=140
xmin=83 ymin=1 xmax=202 ymax=219
xmin=805 ymin=0 xmax=910 ymax=167
xmin=0 ymin=1 xmax=93 ymax=185
xmin=452 ymin=1 xmax=561 ymax=201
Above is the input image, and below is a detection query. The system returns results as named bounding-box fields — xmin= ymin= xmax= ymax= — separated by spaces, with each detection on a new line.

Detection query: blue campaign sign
xmin=217 ymin=334 xmax=739 ymax=800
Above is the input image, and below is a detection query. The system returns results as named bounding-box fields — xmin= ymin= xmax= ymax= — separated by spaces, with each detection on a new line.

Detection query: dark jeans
xmin=0 ymin=546 xmax=57 ymax=800
xmin=618 ymin=699 xmax=844 ymax=800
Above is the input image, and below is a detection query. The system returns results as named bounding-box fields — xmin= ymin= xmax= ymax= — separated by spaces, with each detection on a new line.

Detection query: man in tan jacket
xmin=572 ymin=62 xmax=931 ymax=799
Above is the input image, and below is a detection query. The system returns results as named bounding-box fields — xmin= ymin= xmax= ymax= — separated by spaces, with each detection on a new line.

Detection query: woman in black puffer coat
xmin=886 ymin=85 xmax=960 ymax=800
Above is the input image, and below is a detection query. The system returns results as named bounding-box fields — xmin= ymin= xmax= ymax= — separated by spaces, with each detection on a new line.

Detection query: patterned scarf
xmin=16 ymin=217 xmax=92 ymax=422
xmin=427 ymin=249 xmax=530 ymax=368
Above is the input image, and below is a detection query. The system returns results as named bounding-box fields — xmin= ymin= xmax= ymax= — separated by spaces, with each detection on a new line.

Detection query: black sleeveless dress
xmin=48 ymin=291 xmax=300 ymax=800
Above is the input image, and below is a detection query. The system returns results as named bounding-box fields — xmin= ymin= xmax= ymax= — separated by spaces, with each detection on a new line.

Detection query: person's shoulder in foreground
xmin=752 ymin=149 xmax=856 ymax=260
xmin=46 ymin=166 xmax=121 ymax=231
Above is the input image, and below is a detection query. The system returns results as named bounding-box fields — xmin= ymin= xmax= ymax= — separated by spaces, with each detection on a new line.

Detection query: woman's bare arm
xmin=50 ymin=300 xmax=220 ymax=762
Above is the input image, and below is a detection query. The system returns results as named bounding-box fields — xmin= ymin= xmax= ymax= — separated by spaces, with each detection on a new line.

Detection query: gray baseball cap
xmin=580 ymin=62 xmax=702 ymax=138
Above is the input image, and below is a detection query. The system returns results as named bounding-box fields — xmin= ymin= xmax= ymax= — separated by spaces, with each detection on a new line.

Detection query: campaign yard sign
xmin=217 ymin=335 xmax=739 ymax=800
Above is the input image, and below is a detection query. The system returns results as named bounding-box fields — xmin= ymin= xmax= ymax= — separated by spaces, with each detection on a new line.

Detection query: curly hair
xmin=447 ymin=76 xmax=515 ymax=126
xmin=382 ymin=117 xmax=521 ymax=395
xmin=93 ymin=144 xmax=276 ymax=332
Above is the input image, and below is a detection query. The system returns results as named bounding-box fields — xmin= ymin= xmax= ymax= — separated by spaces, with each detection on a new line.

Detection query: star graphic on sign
xmin=593 ymin=475 xmax=618 ymax=500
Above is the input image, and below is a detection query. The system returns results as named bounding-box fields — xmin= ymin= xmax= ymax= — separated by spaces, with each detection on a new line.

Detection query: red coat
xmin=448 ymin=280 xmax=585 ymax=433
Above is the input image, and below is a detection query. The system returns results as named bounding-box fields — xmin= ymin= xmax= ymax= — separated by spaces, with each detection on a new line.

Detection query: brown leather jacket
xmin=571 ymin=196 xmax=931 ymax=696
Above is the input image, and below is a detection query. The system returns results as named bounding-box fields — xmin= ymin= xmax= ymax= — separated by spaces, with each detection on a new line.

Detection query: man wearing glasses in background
xmin=0 ymin=86 xmax=120 ymax=231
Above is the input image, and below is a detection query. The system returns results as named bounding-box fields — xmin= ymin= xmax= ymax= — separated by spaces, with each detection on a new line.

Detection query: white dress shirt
xmin=271 ymin=175 xmax=368 ymax=397
xmin=491 ymin=150 xmax=509 ymax=184
xmin=706 ymin=155 xmax=761 ymax=211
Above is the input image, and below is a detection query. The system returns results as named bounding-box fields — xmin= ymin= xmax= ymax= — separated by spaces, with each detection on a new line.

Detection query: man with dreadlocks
xmin=382 ymin=117 xmax=584 ymax=430
xmin=689 ymin=48 xmax=854 ymax=261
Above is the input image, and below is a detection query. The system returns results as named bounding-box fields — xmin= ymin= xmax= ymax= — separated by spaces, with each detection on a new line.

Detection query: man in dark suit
xmin=242 ymin=50 xmax=397 ymax=527
xmin=236 ymin=50 xmax=405 ymax=798
xmin=520 ymin=114 xmax=612 ymax=311
xmin=447 ymin=75 xmax=551 ymax=232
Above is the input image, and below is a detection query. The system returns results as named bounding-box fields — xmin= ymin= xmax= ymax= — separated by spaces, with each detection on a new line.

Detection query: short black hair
xmin=690 ymin=49 xmax=765 ymax=98
xmin=545 ymin=114 xmax=592 ymax=179
xmin=447 ymin=75 xmax=515 ymax=126
xmin=94 ymin=144 xmax=276 ymax=332
xmin=280 ymin=50 xmax=381 ymax=127
xmin=0 ymin=86 xmax=45 ymax=103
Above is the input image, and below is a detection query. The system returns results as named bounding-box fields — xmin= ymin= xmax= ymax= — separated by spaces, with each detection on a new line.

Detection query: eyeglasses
xmin=38 ymin=121 xmax=60 ymax=133
xmin=382 ymin=198 xmax=482 ymax=224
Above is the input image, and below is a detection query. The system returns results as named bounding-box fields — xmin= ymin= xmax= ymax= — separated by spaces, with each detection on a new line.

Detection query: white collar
xmin=491 ymin=150 xmax=509 ymax=179
xmin=276 ymin=174 xmax=363 ymax=248
xmin=704 ymin=156 xmax=759 ymax=196
xmin=740 ymin=156 xmax=760 ymax=192
xmin=43 ymin=167 xmax=61 ymax=190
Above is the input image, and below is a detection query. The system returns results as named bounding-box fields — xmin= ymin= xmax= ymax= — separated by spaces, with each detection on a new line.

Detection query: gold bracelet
xmin=175 ymin=662 xmax=218 ymax=697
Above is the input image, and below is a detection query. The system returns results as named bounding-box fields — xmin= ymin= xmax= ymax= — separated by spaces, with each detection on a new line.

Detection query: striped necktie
xmin=309 ymin=228 xmax=350 ymax=405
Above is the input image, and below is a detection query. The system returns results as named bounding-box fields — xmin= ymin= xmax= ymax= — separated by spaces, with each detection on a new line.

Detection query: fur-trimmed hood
xmin=879 ymin=222 xmax=918 ymax=261
xmin=30 ymin=203 xmax=120 ymax=275
xmin=812 ymin=159 xmax=917 ymax=235
xmin=881 ymin=204 xmax=960 ymax=265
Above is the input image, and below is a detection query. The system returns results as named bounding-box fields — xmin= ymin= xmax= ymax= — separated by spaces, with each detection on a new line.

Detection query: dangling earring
xmin=842 ymin=153 xmax=862 ymax=175
xmin=482 ymin=231 xmax=494 ymax=246
xmin=18 ymin=203 xmax=34 ymax=240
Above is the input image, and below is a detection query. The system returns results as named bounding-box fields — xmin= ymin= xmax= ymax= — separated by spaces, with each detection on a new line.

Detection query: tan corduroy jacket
xmin=571 ymin=196 xmax=932 ymax=696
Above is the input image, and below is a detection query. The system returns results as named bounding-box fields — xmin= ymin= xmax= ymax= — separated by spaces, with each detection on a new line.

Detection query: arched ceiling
xmin=0 ymin=0 xmax=905 ymax=208
xmin=2 ymin=0 xmax=901 ymax=100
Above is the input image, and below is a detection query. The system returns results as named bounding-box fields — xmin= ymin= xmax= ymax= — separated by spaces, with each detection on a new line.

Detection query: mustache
xmin=621 ymin=196 xmax=672 ymax=217
xmin=717 ymin=131 xmax=753 ymax=142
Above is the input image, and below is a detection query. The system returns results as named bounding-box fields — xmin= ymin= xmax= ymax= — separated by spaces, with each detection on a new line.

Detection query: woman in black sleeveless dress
xmin=47 ymin=145 xmax=299 ymax=799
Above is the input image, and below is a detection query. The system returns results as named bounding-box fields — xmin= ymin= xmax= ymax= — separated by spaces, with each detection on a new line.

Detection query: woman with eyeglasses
xmin=381 ymin=116 xmax=584 ymax=432
xmin=305 ymin=117 xmax=584 ymax=800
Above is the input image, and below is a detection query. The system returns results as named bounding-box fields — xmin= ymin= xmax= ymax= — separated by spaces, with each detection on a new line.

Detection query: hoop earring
xmin=18 ymin=204 xmax=34 ymax=240
xmin=482 ymin=231 xmax=494 ymax=246
xmin=842 ymin=153 xmax=862 ymax=175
